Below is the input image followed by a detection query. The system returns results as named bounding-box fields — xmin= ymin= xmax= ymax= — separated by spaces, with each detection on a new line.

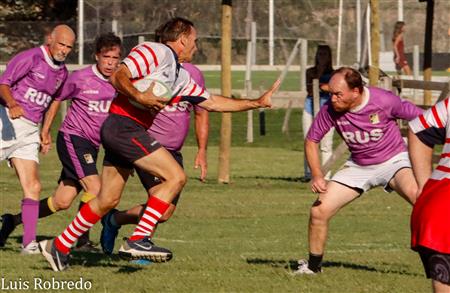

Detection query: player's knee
xmin=24 ymin=179 xmax=41 ymax=197
xmin=406 ymin=185 xmax=419 ymax=205
xmin=167 ymin=170 xmax=187 ymax=190
xmin=52 ymin=197 xmax=72 ymax=211
xmin=100 ymin=196 xmax=120 ymax=211
xmin=310 ymin=204 xmax=332 ymax=223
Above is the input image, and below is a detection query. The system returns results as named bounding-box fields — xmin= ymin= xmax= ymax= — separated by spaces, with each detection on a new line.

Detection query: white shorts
xmin=0 ymin=105 xmax=40 ymax=163
xmin=331 ymin=151 xmax=411 ymax=193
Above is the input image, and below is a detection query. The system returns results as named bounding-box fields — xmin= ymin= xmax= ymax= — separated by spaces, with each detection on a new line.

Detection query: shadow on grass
xmin=9 ymin=235 xmax=54 ymax=244
xmin=246 ymin=258 xmax=421 ymax=276
xmin=7 ymin=235 xmax=150 ymax=274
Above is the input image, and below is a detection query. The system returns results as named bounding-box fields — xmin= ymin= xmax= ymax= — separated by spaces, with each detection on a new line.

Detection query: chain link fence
xmin=1 ymin=0 xmax=449 ymax=68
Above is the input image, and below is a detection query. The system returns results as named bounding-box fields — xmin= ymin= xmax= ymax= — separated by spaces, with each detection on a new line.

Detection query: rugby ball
xmin=129 ymin=77 xmax=172 ymax=110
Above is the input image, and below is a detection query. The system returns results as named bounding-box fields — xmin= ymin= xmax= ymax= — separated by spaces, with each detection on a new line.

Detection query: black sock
xmin=12 ymin=214 xmax=22 ymax=227
xmin=308 ymin=253 xmax=323 ymax=272
xmin=12 ymin=197 xmax=55 ymax=227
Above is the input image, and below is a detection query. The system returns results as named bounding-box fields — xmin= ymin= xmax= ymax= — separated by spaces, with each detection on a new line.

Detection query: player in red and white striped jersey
xmin=408 ymin=97 xmax=450 ymax=292
xmin=39 ymin=17 xmax=280 ymax=271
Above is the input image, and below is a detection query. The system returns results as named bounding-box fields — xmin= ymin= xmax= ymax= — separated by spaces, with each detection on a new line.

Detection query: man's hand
xmin=194 ymin=149 xmax=207 ymax=182
xmin=257 ymin=79 xmax=281 ymax=108
xmin=40 ymin=130 xmax=52 ymax=155
xmin=8 ymin=104 xmax=25 ymax=119
xmin=310 ymin=175 xmax=328 ymax=194
xmin=137 ymin=82 xmax=169 ymax=111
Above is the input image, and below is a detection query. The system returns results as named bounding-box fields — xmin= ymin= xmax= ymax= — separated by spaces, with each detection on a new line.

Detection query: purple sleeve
xmin=54 ymin=72 xmax=77 ymax=101
xmin=389 ymin=91 xmax=423 ymax=120
xmin=0 ymin=50 xmax=34 ymax=86
xmin=306 ymin=104 xmax=334 ymax=143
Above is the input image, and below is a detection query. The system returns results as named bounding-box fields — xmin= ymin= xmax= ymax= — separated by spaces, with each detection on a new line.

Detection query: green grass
xmin=202 ymin=70 xmax=449 ymax=92
xmin=0 ymin=110 xmax=429 ymax=292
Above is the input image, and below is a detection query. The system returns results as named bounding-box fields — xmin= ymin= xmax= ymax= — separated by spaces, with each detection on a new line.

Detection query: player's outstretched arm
xmin=305 ymin=138 xmax=327 ymax=193
xmin=198 ymin=79 xmax=281 ymax=112
xmin=0 ymin=84 xmax=24 ymax=119
xmin=110 ymin=64 xmax=166 ymax=110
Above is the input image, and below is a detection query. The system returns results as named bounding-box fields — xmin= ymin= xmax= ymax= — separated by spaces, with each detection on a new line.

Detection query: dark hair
xmin=314 ymin=45 xmax=333 ymax=75
xmin=95 ymin=33 xmax=122 ymax=54
xmin=332 ymin=67 xmax=364 ymax=93
xmin=392 ymin=21 xmax=405 ymax=42
xmin=155 ymin=17 xmax=194 ymax=44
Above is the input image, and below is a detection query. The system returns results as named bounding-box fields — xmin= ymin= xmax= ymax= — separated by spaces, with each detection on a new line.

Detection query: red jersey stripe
xmin=419 ymin=115 xmax=430 ymax=129
xmin=128 ymin=55 xmax=142 ymax=78
xmin=188 ymin=84 xmax=197 ymax=96
xmin=134 ymin=49 xmax=150 ymax=75
xmin=198 ymin=87 xmax=205 ymax=96
xmin=431 ymin=106 xmax=443 ymax=128
xmin=436 ymin=165 xmax=450 ymax=173
xmin=142 ymin=44 xmax=159 ymax=67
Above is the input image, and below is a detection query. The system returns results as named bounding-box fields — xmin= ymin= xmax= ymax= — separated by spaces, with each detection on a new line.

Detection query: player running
xmin=293 ymin=67 xmax=422 ymax=274
xmin=39 ymin=17 xmax=280 ymax=271
xmin=0 ymin=33 xmax=121 ymax=252
xmin=0 ymin=25 xmax=75 ymax=254
xmin=100 ymin=61 xmax=208 ymax=255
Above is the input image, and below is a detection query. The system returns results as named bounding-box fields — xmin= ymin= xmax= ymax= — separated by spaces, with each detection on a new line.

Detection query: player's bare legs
xmin=10 ymin=158 xmax=41 ymax=201
xmin=10 ymin=158 xmax=41 ymax=252
xmin=388 ymin=168 xmax=418 ymax=205
xmin=309 ymin=181 xmax=360 ymax=255
xmin=292 ymin=181 xmax=361 ymax=274
xmin=89 ymin=166 xmax=131 ymax=216
xmin=133 ymin=148 xmax=186 ymax=204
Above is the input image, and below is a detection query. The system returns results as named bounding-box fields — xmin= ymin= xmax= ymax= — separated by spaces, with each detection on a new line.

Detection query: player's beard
xmin=53 ymin=53 xmax=67 ymax=62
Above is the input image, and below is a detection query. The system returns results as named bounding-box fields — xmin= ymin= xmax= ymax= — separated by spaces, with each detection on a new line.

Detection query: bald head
xmin=47 ymin=25 xmax=76 ymax=62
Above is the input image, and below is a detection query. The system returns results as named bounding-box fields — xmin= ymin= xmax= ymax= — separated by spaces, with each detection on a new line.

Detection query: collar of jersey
xmin=40 ymin=46 xmax=63 ymax=70
xmin=349 ymin=87 xmax=370 ymax=113
xmin=91 ymin=64 xmax=109 ymax=81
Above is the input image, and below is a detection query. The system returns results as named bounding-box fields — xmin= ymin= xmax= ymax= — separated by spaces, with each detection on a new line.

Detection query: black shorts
xmin=101 ymin=114 xmax=162 ymax=169
xmin=417 ymin=246 xmax=450 ymax=285
xmin=135 ymin=150 xmax=183 ymax=205
xmin=56 ymin=131 xmax=99 ymax=183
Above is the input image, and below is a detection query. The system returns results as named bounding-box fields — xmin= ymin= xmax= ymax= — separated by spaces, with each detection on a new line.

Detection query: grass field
xmin=0 ymin=109 xmax=430 ymax=292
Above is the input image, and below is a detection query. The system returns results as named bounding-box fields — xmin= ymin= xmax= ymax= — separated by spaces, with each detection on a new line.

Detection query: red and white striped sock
xmin=129 ymin=196 xmax=169 ymax=241
xmin=54 ymin=203 xmax=100 ymax=254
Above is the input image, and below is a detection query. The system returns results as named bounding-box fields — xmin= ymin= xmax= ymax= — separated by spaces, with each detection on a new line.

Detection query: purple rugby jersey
xmin=56 ymin=65 xmax=117 ymax=147
xmin=307 ymin=87 xmax=423 ymax=166
xmin=148 ymin=63 xmax=206 ymax=151
xmin=0 ymin=46 xmax=68 ymax=124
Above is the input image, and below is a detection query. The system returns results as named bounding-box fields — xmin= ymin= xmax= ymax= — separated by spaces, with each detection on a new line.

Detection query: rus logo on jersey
xmin=161 ymin=101 xmax=193 ymax=113
xmin=88 ymin=100 xmax=112 ymax=113
xmin=341 ymin=129 xmax=383 ymax=144
xmin=24 ymin=87 xmax=52 ymax=108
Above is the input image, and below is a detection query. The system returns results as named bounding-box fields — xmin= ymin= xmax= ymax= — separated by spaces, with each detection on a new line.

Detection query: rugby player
xmin=39 ymin=17 xmax=280 ymax=271
xmin=100 ymin=62 xmax=208 ymax=255
xmin=293 ymin=67 xmax=422 ymax=274
xmin=0 ymin=33 xmax=121 ymax=252
xmin=408 ymin=98 xmax=450 ymax=292
xmin=0 ymin=25 xmax=75 ymax=254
